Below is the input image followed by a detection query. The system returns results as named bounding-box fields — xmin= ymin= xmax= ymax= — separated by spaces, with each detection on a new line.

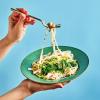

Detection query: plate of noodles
xmin=20 ymin=46 xmax=89 ymax=84
xmin=20 ymin=22 xmax=89 ymax=84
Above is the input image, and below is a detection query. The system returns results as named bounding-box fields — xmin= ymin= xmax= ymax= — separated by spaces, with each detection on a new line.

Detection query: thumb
xmin=43 ymin=83 xmax=64 ymax=91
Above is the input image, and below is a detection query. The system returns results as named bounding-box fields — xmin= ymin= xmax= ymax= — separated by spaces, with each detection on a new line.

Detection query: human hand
xmin=19 ymin=79 xmax=69 ymax=96
xmin=7 ymin=8 xmax=35 ymax=44
xmin=0 ymin=79 xmax=69 ymax=100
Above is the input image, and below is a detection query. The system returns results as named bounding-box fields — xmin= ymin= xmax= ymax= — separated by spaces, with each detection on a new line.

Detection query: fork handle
xmin=11 ymin=8 xmax=42 ymax=22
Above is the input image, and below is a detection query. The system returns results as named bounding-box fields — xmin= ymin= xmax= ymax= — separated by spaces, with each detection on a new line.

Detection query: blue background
xmin=0 ymin=0 xmax=99 ymax=100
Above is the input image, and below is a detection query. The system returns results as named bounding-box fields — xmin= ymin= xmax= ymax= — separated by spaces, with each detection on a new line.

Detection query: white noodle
xmin=39 ymin=23 xmax=62 ymax=64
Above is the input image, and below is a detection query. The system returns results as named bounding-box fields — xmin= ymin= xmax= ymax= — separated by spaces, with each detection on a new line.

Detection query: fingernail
xmin=58 ymin=84 xmax=64 ymax=88
xmin=60 ymin=85 xmax=64 ymax=88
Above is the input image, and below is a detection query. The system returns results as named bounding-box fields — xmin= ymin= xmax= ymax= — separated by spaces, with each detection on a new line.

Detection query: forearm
xmin=0 ymin=35 xmax=15 ymax=60
xmin=0 ymin=85 xmax=31 ymax=100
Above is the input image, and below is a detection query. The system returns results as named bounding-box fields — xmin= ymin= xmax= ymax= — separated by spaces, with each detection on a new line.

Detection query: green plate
xmin=20 ymin=46 xmax=89 ymax=84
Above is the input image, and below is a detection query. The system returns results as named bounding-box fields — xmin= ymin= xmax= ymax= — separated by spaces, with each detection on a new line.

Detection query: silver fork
xmin=11 ymin=8 xmax=61 ymax=29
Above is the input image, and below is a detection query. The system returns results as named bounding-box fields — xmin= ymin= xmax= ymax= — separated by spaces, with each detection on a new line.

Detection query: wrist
xmin=16 ymin=85 xmax=32 ymax=99
xmin=5 ymin=34 xmax=17 ymax=45
xmin=19 ymin=80 xmax=38 ymax=95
